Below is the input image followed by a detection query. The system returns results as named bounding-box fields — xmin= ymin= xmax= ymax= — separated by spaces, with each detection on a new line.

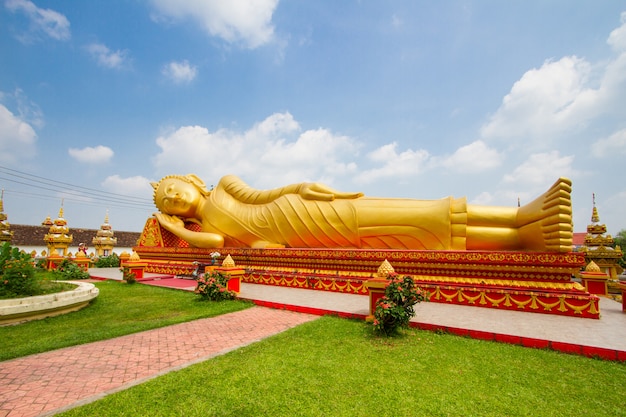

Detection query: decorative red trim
xmin=551 ymin=342 xmax=583 ymax=355
xmin=582 ymin=346 xmax=618 ymax=361
xmin=521 ymin=337 xmax=551 ymax=349
xmin=495 ymin=334 xmax=522 ymax=345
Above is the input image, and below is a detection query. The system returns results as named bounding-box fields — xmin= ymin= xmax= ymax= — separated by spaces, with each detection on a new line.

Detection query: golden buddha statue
xmin=152 ymin=174 xmax=573 ymax=252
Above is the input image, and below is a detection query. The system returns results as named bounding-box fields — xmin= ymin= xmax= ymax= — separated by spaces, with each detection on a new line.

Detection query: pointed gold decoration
xmin=222 ymin=254 xmax=235 ymax=268
xmin=585 ymin=260 xmax=601 ymax=273
xmin=377 ymin=259 xmax=395 ymax=277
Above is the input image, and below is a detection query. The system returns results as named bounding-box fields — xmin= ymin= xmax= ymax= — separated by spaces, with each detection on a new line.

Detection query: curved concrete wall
xmin=0 ymin=281 xmax=99 ymax=325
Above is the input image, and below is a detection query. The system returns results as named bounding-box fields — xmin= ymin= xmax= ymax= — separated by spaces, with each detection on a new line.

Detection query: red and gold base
xmin=134 ymin=217 xmax=598 ymax=318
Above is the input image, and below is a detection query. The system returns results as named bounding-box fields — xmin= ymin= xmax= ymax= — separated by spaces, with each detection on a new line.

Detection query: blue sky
xmin=1 ymin=1 xmax=625 ymax=238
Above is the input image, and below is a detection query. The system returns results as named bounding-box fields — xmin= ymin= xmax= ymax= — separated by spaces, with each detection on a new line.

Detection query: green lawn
xmin=3 ymin=280 xmax=625 ymax=416
xmin=0 ymin=280 xmax=251 ymax=361
xmin=58 ymin=316 xmax=626 ymax=417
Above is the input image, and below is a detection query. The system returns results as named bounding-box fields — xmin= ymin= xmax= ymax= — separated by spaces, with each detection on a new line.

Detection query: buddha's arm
xmin=154 ymin=213 xmax=224 ymax=248
xmin=219 ymin=174 xmax=363 ymax=204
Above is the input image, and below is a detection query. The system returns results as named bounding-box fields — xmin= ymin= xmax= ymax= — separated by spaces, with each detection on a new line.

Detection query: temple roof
xmin=10 ymin=224 xmax=140 ymax=247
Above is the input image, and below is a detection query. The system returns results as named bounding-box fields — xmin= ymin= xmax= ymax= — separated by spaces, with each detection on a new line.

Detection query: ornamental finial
xmin=377 ymin=259 xmax=395 ymax=278
xmin=591 ymin=193 xmax=599 ymax=223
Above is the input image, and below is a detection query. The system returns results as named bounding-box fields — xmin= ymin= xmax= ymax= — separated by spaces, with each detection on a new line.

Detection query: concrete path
xmin=238 ymin=280 xmax=626 ymax=353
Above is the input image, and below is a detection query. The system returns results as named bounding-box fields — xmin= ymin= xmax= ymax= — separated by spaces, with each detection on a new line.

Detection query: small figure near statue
xmin=152 ymin=174 xmax=573 ymax=252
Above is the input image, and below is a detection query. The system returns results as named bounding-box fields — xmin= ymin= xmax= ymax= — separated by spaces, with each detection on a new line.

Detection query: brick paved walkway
xmin=0 ymin=307 xmax=318 ymax=417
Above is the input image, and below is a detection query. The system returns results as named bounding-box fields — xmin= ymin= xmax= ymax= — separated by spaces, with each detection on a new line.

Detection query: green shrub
xmin=54 ymin=259 xmax=90 ymax=280
xmin=373 ymin=273 xmax=428 ymax=336
xmin=35 ymin=258 xmax=47 ymax=270
xmin=94 ymin=253 xmax=120 ymax=268
xmin=195 ymin=271 xmax=236 ymax=301
xmin=0 ymin=242 xmax=38 ymax=297
xmin=121 ymin=268 xmax=137 ymax=284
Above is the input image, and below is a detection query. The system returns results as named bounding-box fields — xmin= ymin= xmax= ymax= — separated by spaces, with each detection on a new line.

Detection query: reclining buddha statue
xmin=152 ymin=174 xmax=573 ymax=252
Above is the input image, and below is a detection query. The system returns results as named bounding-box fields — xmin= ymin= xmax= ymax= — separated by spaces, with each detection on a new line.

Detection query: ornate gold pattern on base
xmin=134 ymin=239 xmax=596 ymax=318
xmin=424 ymin=285 xmax=598 ymax=318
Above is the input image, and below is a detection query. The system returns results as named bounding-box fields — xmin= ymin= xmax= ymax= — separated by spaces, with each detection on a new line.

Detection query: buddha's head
xmin=151 ymin=174 xmax=210 ymax=217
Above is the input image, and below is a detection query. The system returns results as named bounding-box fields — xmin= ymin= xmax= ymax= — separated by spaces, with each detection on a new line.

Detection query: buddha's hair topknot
xmin=151 ymin=174 xmax=211 ymax=206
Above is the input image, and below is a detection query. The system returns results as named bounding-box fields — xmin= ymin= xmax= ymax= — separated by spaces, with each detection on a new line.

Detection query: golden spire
xmin=591 ymin=193 xmax=599 ymax=223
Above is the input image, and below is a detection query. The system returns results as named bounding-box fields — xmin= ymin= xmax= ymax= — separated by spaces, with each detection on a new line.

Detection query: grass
xmin=57 ymin=316 xmax=626 ymax=417
xmin=0 ymin=280 xmax=252 ymax=361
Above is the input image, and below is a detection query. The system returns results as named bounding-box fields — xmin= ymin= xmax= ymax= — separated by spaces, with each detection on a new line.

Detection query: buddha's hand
xmin=154 ymin=212 xmax=186 ymax=232
xmin=299 ymin=183 xmax=364 ymax=201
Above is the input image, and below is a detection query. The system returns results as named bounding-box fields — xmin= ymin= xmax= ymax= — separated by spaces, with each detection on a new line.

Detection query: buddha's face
xmin=155 ymin=178 xmax=202 ymax=217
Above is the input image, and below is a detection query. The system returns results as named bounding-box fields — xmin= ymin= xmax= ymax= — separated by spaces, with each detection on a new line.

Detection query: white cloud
xmin=469 ymin=153 xmax=576 ymax=209
xmin=440 ymin=140 xmax=502 ymax=173
xmin=86 ymin=43 xmax=130 ymax=69
xmin=162 ymin=60 xmax=197 ymax=84
xmin=252 ymin=112 xmax=300 ymax=138
xmin=470 ymin=191 xmax=495 ymax=206
xmin=152 ymin=112 xmax=360 ymax=188
xmin=68 ymin=145 xmax=114 ymax=164
xmin=607 ymin=11 xmax=626 ymax=52
xmin=102 ymin=175 xmax=152 ymax=198
xmin=502 ymin=151 xmax=576 ymax=186
xmin=5 ymin=0 xmax=70 ymax=42
xmin=6 ymin=88 xmax=44 ymax=129
xmin=259 ymin=128 xmax=359 ymax=180
xmin=480 ymin=56 xmax=597 ymax=146
xmin=0 ymin=104 xmax=37 ymax=164
xmin=149 ymin=0 xmax=279 ymax=48
xmin=592 ymin=128 xmax=626 ymax=157
xmin=354 ymin=142 xmax=430 ymax=184
xmin=481 ymin=14 xmax=626 ymax=153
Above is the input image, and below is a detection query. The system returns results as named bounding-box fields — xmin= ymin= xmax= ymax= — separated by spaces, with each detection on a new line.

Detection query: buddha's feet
xmin=516 ymin=178 xmax=573 ymax=252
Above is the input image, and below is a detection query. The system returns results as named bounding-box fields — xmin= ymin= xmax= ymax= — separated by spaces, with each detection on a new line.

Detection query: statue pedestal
xmin=123 ymin=262 xmax=147 ymax=280
xmin=216 ymin=267 xmax=243 ymax=294
xmin=134 ymin=245 xmax=599 ymax=319
xmin=46 ymin=254 xmax=65 ymax=271
xmin=72 ymin=255 xmax=92 ymax=272
xmin=580 ymin=271 xmax=609 ymax=296
xmin=365 ymin=278 xmax=388 ymax=320
xmin=618 ymin=282 xmax=626 ymax=312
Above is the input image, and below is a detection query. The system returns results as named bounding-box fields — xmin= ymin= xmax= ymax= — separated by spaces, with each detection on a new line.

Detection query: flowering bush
xmin=121 ymin=268 xmax=137 ymax=284
xmin=0 ymin=242 xmax=38 ymax=297
xmin=373 ymin=273 xmax=428 ymax=336
xmin=55 ymin=259 xmax=90 ymax=280
xmin=195 ymin=270 xmax=236 ymax=301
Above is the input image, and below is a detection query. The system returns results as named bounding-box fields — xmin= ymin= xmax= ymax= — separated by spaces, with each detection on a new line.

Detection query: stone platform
xmin=135 ymin=242 xmax=598 ymax=318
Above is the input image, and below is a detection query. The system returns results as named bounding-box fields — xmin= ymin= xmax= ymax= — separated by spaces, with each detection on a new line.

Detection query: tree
xmin=613 ymin=229 xmax=626 ymax=269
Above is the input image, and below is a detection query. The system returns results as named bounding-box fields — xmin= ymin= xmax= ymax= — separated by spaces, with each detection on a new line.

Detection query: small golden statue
xmin=152 ymin=174 xmax=573 ymax=252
